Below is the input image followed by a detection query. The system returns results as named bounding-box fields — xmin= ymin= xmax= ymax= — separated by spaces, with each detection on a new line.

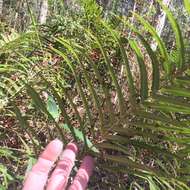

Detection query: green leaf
xmin=52 ymin=45 xmax=94 ymax=127
xmin=104 ymin=155 xmax=157 ymax=175
xmin=161 ymin=87 xmax=190 ymax=98
xmin=184 ymin=0 xmax=190 ymax=14
xmin=101 ymin=20 xmax=136 ymax=103
xmin=133 ymin=121 xmax=190 ymax=135
xmin=25 ymin=157 xmax=37 ymax=175
xmin=147 ymin=177 xmax=160 ymax=190
xmin=0 ymin=68 xmax=17 ymax=73
xmin=13 ymin=103 xmax=39 ymax=151
xmin=158 ymin=0 xmax=185 ymax=69
xmin=98 ymin=142 xmax=129 ymax=155
xmin=56 ymin=38 xmax=104 ymax=133
xmin=0 ymin=185 xmax=7 ymax=190
xmin=0 ymin=148 xmax=15 ymax=160
xmin=60 ymin=124 xmax=99 ymax=153
xmin=134 ymin=13 xmax=171 ymax=74
xmin=106 ymin=135 xmax=179 ymax=159
xmin=46 ymin=94 xmax=60 ymax=120
xmin=129 ymin=39 xmax=148 ymax=101
xmin=41 ymin=77 xmax=79 ymax=143
xmin=137 ymin=34 xmax=160 ymax=94
xmin=135 ymin=109 xmax=188 ymax=128
xmin=85 ymin=29 xmax=125 ymax=114
xmin=174 ymin=77 xmax=190 ymax=87
xmin=25 ymin=84 xmax=65 ymax=141
xmin=119 ymin=18 xmax=160 ymax=93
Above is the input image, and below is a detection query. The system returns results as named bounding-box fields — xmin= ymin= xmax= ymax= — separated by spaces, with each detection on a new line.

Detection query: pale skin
xmin=22 ymin=139 xmax=94 ymax=190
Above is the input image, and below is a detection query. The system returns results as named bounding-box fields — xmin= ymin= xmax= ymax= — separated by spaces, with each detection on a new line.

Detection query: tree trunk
xmin=0 ymin=0 xmax=3 ymax=15
xmin=151 ymin=0 xmax=172 ymax=50
xmin=39 ymin=0 xmax=48 ymax=24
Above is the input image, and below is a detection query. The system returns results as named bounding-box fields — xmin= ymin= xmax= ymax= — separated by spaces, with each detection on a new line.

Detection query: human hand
xmin=22 ymin=139 xmax=94 ymax=190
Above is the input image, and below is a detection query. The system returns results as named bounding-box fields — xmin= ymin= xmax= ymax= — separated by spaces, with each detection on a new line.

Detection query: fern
xmin=1 ymin=2 xmax=190 ymax=189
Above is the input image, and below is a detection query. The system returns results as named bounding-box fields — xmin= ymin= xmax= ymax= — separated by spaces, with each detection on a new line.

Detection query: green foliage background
xmin=0 ymin=0 xmax=190 ymax=189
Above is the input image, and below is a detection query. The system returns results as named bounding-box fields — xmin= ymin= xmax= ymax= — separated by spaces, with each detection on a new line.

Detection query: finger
xmin=22 ymin=139 xmax=63 ymax=190
xmin=46 ymin=143 xmax=78 ymax=190
xmin=68 ymin=156 xmax=94 ymax=190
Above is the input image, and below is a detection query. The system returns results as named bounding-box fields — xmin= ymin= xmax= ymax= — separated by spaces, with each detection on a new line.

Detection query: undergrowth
xmin=0 ymin=0 xmax=190 ymax=189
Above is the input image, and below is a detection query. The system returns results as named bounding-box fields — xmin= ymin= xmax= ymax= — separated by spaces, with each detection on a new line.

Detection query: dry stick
xmin=114 ymin=2 xmax=137 ymax=104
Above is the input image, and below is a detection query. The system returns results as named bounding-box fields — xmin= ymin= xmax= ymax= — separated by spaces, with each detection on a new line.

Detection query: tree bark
xmin=39 ymin=0 xmax=48 ymax=24
xmin=151 ymin=0 xmax=172 ymax=50
xmin=0 ymin=0 xmax=3 ymax=15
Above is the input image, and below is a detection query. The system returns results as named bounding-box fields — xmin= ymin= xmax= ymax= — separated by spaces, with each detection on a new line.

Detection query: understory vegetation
xmin=0 ymin=0 xmax=190 ymax=189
